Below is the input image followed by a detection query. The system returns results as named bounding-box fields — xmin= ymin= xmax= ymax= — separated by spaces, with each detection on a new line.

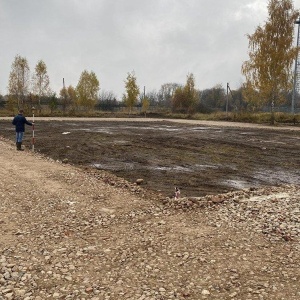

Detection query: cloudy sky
xmin=1 ymin=0 xmax=300 ymax=99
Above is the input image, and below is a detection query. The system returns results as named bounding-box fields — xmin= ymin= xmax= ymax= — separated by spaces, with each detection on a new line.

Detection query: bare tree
xmin=158 ymin=83 xmax=181 ymax=108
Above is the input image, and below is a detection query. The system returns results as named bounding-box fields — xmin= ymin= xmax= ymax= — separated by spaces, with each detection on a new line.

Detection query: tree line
xmin=1 ymin=0 xmax=299 ymax=117
xmin=0 ymin=61 xmax=249 ymax=115
xmin=3 ymin=54 xmax=101 ymax=113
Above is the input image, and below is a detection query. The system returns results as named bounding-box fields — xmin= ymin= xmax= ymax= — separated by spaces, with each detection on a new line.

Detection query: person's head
xmin=19 ymin=109 xmax=24 ymax=115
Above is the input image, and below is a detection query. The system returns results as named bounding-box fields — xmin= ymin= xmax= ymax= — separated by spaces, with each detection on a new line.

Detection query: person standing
xmin=12 ymin=109 xmax=33 ymax=151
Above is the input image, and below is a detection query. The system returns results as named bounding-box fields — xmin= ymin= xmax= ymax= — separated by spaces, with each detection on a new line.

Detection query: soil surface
xmin=1 ymin=118 xmax=300 ymax=198
xmin=0 ymin=118 xmax=300 ymax=299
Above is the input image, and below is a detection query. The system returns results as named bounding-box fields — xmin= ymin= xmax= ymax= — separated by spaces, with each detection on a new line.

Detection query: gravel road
xmin=1 ymin=119 xmax=300 ymax=299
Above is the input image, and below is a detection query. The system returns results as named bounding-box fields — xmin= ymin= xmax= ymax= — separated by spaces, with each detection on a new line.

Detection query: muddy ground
xmin=1 ymin=119 xmax=300 ymax=197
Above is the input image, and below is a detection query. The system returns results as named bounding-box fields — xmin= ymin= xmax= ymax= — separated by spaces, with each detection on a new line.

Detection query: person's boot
xmin=16 ymin=142 xmax=18 ymax=150
xmin=17 ymin=142 xmax=24 ymax=151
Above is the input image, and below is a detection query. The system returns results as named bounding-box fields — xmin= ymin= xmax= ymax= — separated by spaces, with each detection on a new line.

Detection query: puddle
xmin=149 ymin=165 xmax=192 ymax=172
xmin=221 ymin=179 xmax=254 ymax=189
xmin=94 ymin=163 xmax=192 ymax=173
xmin=77 ymin=127 xmax=113 ymax=134
xmin=93 ymin=162 xmax=135 ymax=171
xmin=195 ymin=164 xmax=219 ymax=170
xmin=150 ymin=125 xmax=181 ymax=131
xmin=191 ymin=127 xmax=215 ymax=131
xmin=222 ymin=169 xmax=300 ymax=190
xmin=240 ymin=132 xmax=255 ymax=135
xmin=254 ymin=169 xmax=300 ymax=185
xmin=94 ymin=161 xmax=222 ymax=173
xmin=75 ymin=124 xmax=226 ymax=136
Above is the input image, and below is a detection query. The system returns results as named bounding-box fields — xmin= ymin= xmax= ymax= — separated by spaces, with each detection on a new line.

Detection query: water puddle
xmin=191 ymin=127 xmax=215 ymax=131
xmin=195 ymin=164 xmax=219 ymax=170
xmin=221 ymin=169 xmax=300 ymax=190
xmin=221 ymin=179 xmax=254 ymax=189
xmin=77 ymin=127 xmax=113 ymax=134
xmin=93 ymin=162 xmax=223 ymax=173
xmin=148 ymin=165 xmax=192 ymax=172
xmin=93 ymin=162 xmax=135 ymax=171
xmin=254 ymin=169 xmax=300 ymax=185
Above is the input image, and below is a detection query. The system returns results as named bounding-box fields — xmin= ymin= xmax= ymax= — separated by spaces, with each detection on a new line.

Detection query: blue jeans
xmin=16 ymin=132 xmax=24 ymax=143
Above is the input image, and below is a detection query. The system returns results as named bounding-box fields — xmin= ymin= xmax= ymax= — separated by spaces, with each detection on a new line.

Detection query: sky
xmin=1 ymin=0 xmax=300 ymax=99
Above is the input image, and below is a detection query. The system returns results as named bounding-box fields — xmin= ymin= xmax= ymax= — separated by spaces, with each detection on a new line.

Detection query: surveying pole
xmin=292 ymin=18 xmax=300 ymax=115
xmin=32 ymin=106 xmax=35 ymax=151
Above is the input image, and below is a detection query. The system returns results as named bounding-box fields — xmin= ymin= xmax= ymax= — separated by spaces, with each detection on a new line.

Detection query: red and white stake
xmin=32 ymin=107 xmax=35 ymax=151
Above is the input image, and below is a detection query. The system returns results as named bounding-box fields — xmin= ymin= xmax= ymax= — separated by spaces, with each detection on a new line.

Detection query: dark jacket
xmin=12 ymin=114 xmax=32 ymax=132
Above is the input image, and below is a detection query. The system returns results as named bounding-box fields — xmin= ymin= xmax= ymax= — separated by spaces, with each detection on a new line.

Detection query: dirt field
xmin=1 ymin=118 xmax=300 ymax=299
xmin=1 ymin=118 xmax=300 ymax=197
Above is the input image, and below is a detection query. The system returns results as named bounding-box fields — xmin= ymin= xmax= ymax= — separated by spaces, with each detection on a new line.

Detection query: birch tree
xmin=123 ymin=71 xmax=140 ymax=114
xmin=7 ymin=54 xmax=30 ymax=109
xmin=172 ymin=73 xmax=198 ymax=113
xmin=241 ymin=0 xmax=299 ymax=118
xmin=76 ymin=70 xmax=100 ymax=110
xmin=32 ymin=60 xmax=51 ymax=111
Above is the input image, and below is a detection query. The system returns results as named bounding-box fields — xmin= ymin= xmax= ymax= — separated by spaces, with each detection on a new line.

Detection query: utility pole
xmin=226 ymin=83 xmax=234 ymax=117
xmin=226 ymin=83 xmax=229 ymax=116
xmin=63 ymin=78 xmax=67 ymax=112
xmin=292 ymin=18 xmax=300 ymax=115
xmin=143 ymin=86 xmax=146 ymax=117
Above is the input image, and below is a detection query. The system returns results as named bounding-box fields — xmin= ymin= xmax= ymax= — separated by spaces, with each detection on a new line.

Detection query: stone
xmin=202 ymin=289 xmax=210 ymax=295
xmin=136 ymin=179 xmax=144 ymax=185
